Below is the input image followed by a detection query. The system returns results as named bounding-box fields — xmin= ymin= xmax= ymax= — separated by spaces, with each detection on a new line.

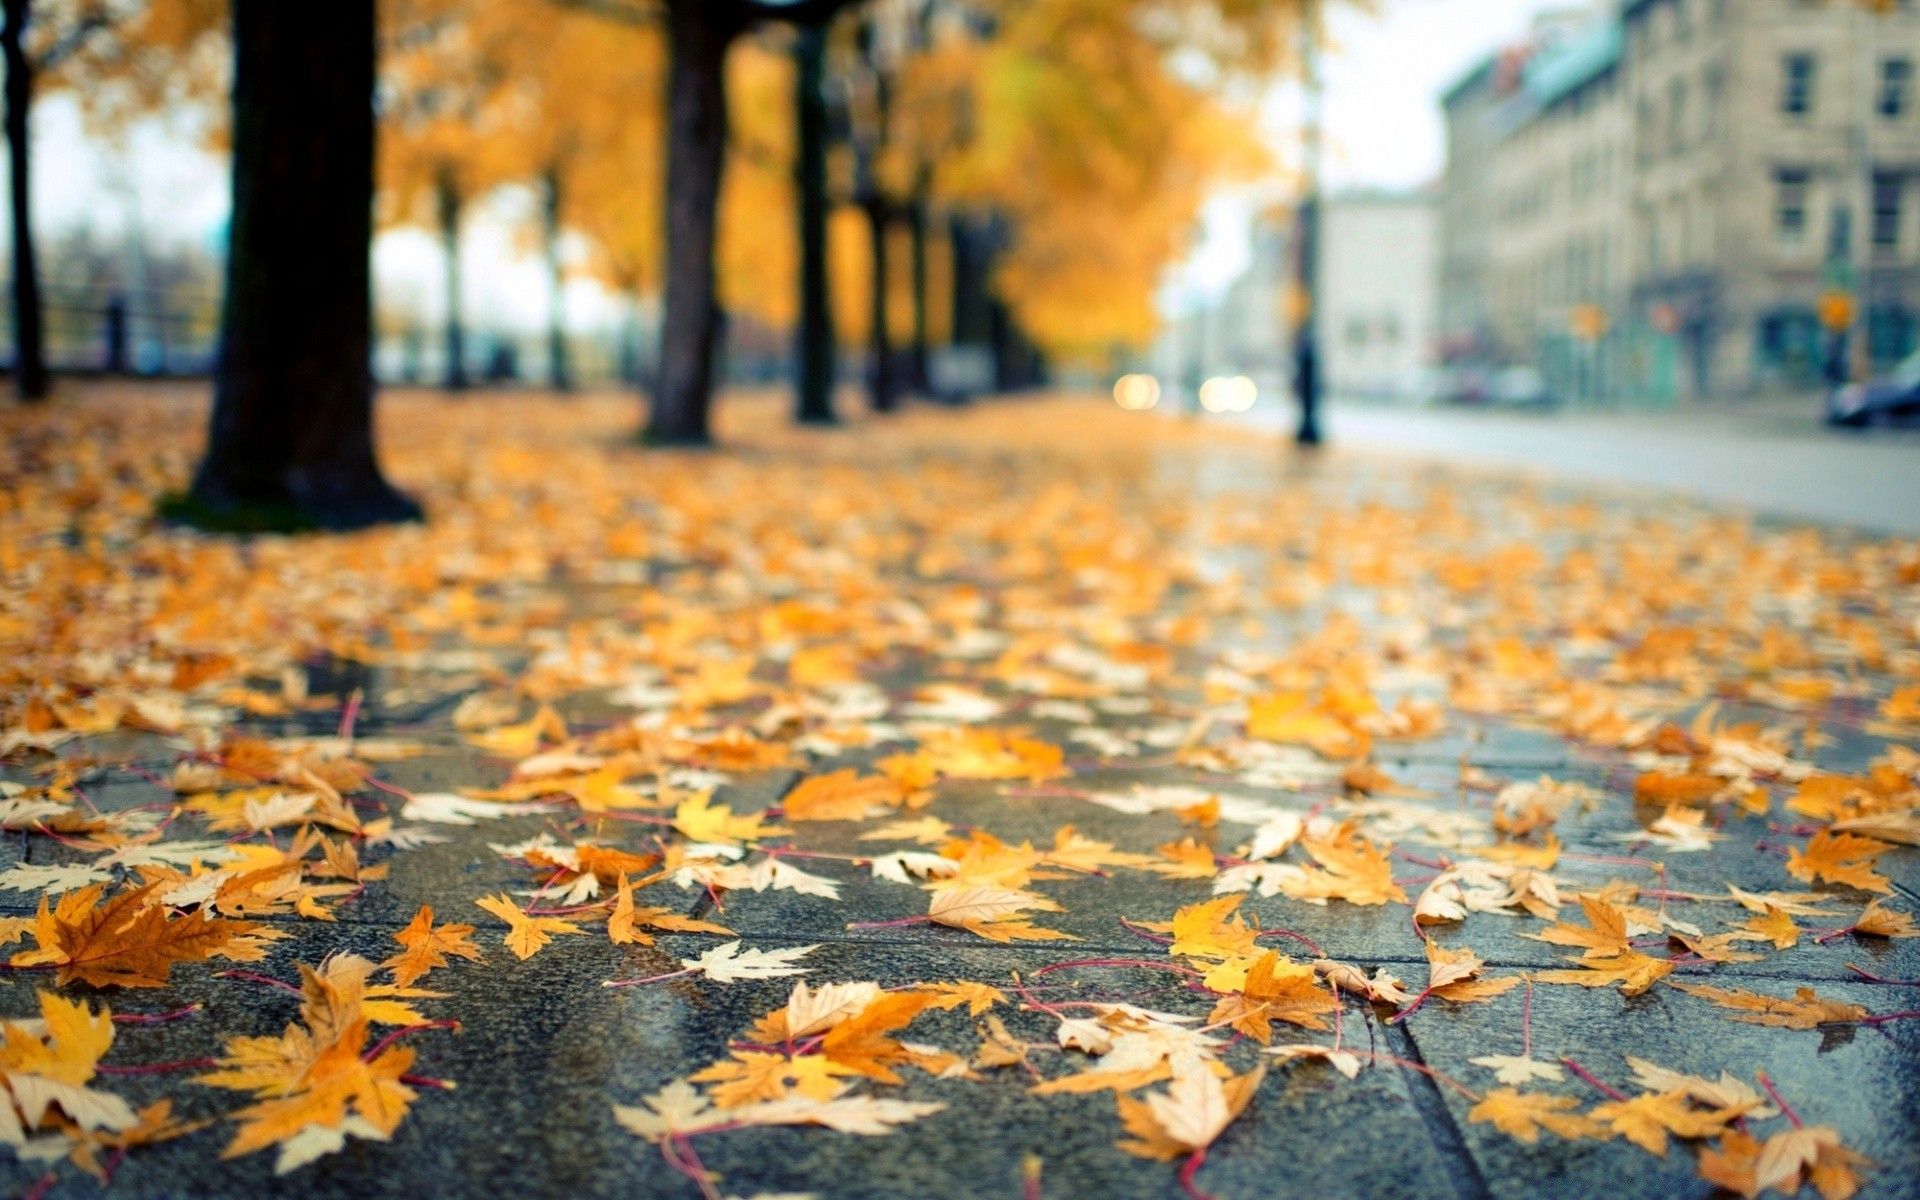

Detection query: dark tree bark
xmin=2 ymin=0 xmax=47 ymax=401
xmin=181 ymin=0 xmax=419 ymax=531
xmin=542 ymin=164 xmax=572 ymax=392
xmin=647 ymin=0 xmax=859 ymax=444
xmin=436 ymin=167 xmax=468 ymax=392
xmin=793 ymin=21 xmax=835 ymax=425
xmin=864 ymin=200 xmax=897 ymax=413
xmin=647 ymin=0 xmax=742 ymax=444
xmin=905 ymin=194 xmax=929 ymax=394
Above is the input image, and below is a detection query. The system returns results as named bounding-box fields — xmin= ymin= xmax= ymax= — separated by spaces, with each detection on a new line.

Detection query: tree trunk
xmin=906 ymin=195 xmax=929 ymax=395
xmin=3 ymin=0 xmax=47 ymax=401
xmin=648 ymin=0 xmax=741 ymax=445
xmin=793 ymin=21 xmax=835 ymax=425
xmin=543 ymin=164 xmax=571 ymax=392
xmin=437 ymin=167 xmax=467 ymax=391
xmin=865 ymin=200 xmax=897 ymax=413
xmin=181 ymin=0 xmax=418 ymax=531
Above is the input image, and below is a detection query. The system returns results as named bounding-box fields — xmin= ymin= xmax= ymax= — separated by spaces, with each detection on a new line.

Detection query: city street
xmin=1240 ymin=399 xmax=1920 ymax=535
xmin=0 ymin=388 xmax=1914 ymax=1199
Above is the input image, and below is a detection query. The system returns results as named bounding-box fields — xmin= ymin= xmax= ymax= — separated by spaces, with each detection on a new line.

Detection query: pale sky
xmin=33 ymin=0 xmax=1582 ymax=330
xmin=1177 ymin=0 xmax=1590 ymax=303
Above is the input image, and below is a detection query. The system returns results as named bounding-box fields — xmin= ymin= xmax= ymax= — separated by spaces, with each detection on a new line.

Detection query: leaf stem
xmin=1755 ymin=1071 xmax=1801 ymax=1128
xmin=212 ymin=969 xmax=302 ymax=995
xmin=1176 ymin=1147 xmax=1214 ymax=1200
xmin=604 ymin=968 xmax=699 ymax=989
xmin=361 ymin=1019 xmax=460 ymax=1062
xmin=1846 ymin=964 xmax=1920 ymax=987
xmin=1257 ymin=928 xmax=1326 ymax=957
xmin=1559 ymin=1055 xmax=1626 ymax=1101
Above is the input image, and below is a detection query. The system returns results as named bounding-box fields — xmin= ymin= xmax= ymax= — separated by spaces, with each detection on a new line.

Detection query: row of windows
xmin=1780 ymin=54 xmax=1911 ymax=118
xmin=1497 ymin=144 xmax=1622 ymax=225
xmin=1497 ymin=235 xmax=1617 ymax=313
xmin=1773 ymin=169 xmax=1908 ymax=250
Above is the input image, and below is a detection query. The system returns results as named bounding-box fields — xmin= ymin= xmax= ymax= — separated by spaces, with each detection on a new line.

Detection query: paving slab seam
xmin=1381 ymin=1018 xmax=1496 ymax=1200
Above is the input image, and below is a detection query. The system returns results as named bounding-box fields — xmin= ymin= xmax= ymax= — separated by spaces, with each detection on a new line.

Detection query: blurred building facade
xmin=1319 ymin=191 xmax=1440 ymax=398
xmin=1441 ymin=0 xmax=1920 ymax=403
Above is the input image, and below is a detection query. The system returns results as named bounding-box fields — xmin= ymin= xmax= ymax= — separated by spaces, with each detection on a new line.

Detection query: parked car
xmin=1827 ymin=350 xmax=1920 ymax=427
xmin=1493 ymin=366 xmax=1556 ymax=406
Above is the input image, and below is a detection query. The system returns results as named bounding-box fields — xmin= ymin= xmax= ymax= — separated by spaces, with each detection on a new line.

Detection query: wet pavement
xmin=0 ymin=392 xmax=1915 ymax=1200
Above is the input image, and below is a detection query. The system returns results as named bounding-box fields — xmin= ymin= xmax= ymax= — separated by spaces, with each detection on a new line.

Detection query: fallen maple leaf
xmin=1669 ymin=983 xmax=1867 ymax=1030
xmin=925 ymin=886 xmax=1074 ymax=943
xmin=1589 ymin=1088 xmax=1737 ymax=1155
xmin=1845 ymin=898 xmax=1917 ymax=939
xmin=1468 ymin=1088 xmax=1608 ymax=1144
xmin=1041 ymin=826 xmax=1157 ymax=874
xmin=680 ymin=941 xmax=819 ymax=983
xmin=1468 ymin=1054 xmax=1565 ymax=1086
xmin=197 ymin=956 xmax=444 ymax=1173
xmin=672 ymin=792 xmax=784 ymax=846
xmin=381 ymin=906 xmax=483 ymax=987
xmin=10 ymin=883 xmax=274 ymax=989
xmin=1207 ymin=952 xmax=1339 ymax=1043
xmin=1168 ymin=895 xmax=1261 ymax=961
xmin=473 ymin=894 xmax=587 ymax=960
xmin=1282 ymin=822 xmax=1405 ymax=906
xmin=1115 ymin=1065 xmax=1265 ymax=1162
xmin=1786 ymin=830 xmax=1892 ymax=894
xmin=1534 ymin=950 xmax=1673 ymax=996
xmin=781 ymin=770 xmax=902 ymax=822
xmin=1525 ymin=895 xmax=1631 ymax=958
xmin=1730 ymin=905 xmax=1802 ymax=951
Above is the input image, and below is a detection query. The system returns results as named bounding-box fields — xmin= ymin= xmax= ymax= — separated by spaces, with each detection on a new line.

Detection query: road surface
xmin=1233 ymin=399 xmax=1920 ymax=535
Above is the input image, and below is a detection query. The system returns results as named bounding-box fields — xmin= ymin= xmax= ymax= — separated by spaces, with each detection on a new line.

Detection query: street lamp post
xmin=1292 ymin=0 xmax=1324 ymax=446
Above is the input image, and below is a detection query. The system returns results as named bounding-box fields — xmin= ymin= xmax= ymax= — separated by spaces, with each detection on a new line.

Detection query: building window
xmin=1668 ymin=80 xmax=1688 ymax=155
xmin=1782 ymin=54 xmax=1815 ymax=116
xmin=1869 ymin=306 xmax=1916 ymax=365
xmin=1883 ymin=59 xmax=1913 ymax=119
xmin=1775 ymin=168 xmax=1810 ymax=243
xmin=1757 ymin=309 xmax=1821 ymax=384
xmin=1874 ymin=173 xmax=1904 ymax=250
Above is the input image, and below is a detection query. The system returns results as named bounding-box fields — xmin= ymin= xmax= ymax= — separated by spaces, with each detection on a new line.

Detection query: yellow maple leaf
xmin=1469 ymin=1088 xmax=1609 ymax=1144
xmin=1786 ymin=830 xmax=1892 ymax=894
xmin=1589 ymin=1089 xmax=1737 ymax=1156
xmin=1208 ymin=952 xmax=1338 ymax=1042
xmin=1168 ymin=895 xmax=1261 ymax=961
xmin=672 ymin=792 xmax=784 ymax=846
xmin=474 ymin=894 xmax=587 ymax=960
xmin=1730 ymin=905 xmax=1801 ymax=951
xmin=381 ymin=905 xmax=483 ymax=987
xmin=781 ymin=771 xmax=903 ymax=821
xmin=1146 ymin=837 xmax=1218 ymax=880
xmin=1534 ymin=950 xmax=1673 ymax=996
xmin=1524 ymin=895 xmax=1631 ymax=958
xmin=1041 ymin=826 xmax=1157 ymax=874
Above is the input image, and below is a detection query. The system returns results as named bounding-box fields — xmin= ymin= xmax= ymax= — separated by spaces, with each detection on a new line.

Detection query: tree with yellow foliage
xmin=901 ymin=0 xmax=1281 ymax=365
xmin=379 ymin=0 xmax=531 ymax=391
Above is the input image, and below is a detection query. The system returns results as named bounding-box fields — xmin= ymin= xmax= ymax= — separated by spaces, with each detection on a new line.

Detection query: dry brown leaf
xmin=1669 ymin=983 xmax=1868 ymax=1030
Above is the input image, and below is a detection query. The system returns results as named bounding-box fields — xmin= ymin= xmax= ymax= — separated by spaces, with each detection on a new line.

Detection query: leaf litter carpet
xmin=0 ymin=387 xmax=1917 ymax=1199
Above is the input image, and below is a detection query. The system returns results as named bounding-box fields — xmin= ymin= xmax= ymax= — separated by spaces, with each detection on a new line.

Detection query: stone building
xmin=1319 ymin=191 xmax=1440 ymax=398
xmin=1442 ymin=0 xmax=1920 ymax=402
xmin=1485 ymin=20 xmax=1633 ymax=401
